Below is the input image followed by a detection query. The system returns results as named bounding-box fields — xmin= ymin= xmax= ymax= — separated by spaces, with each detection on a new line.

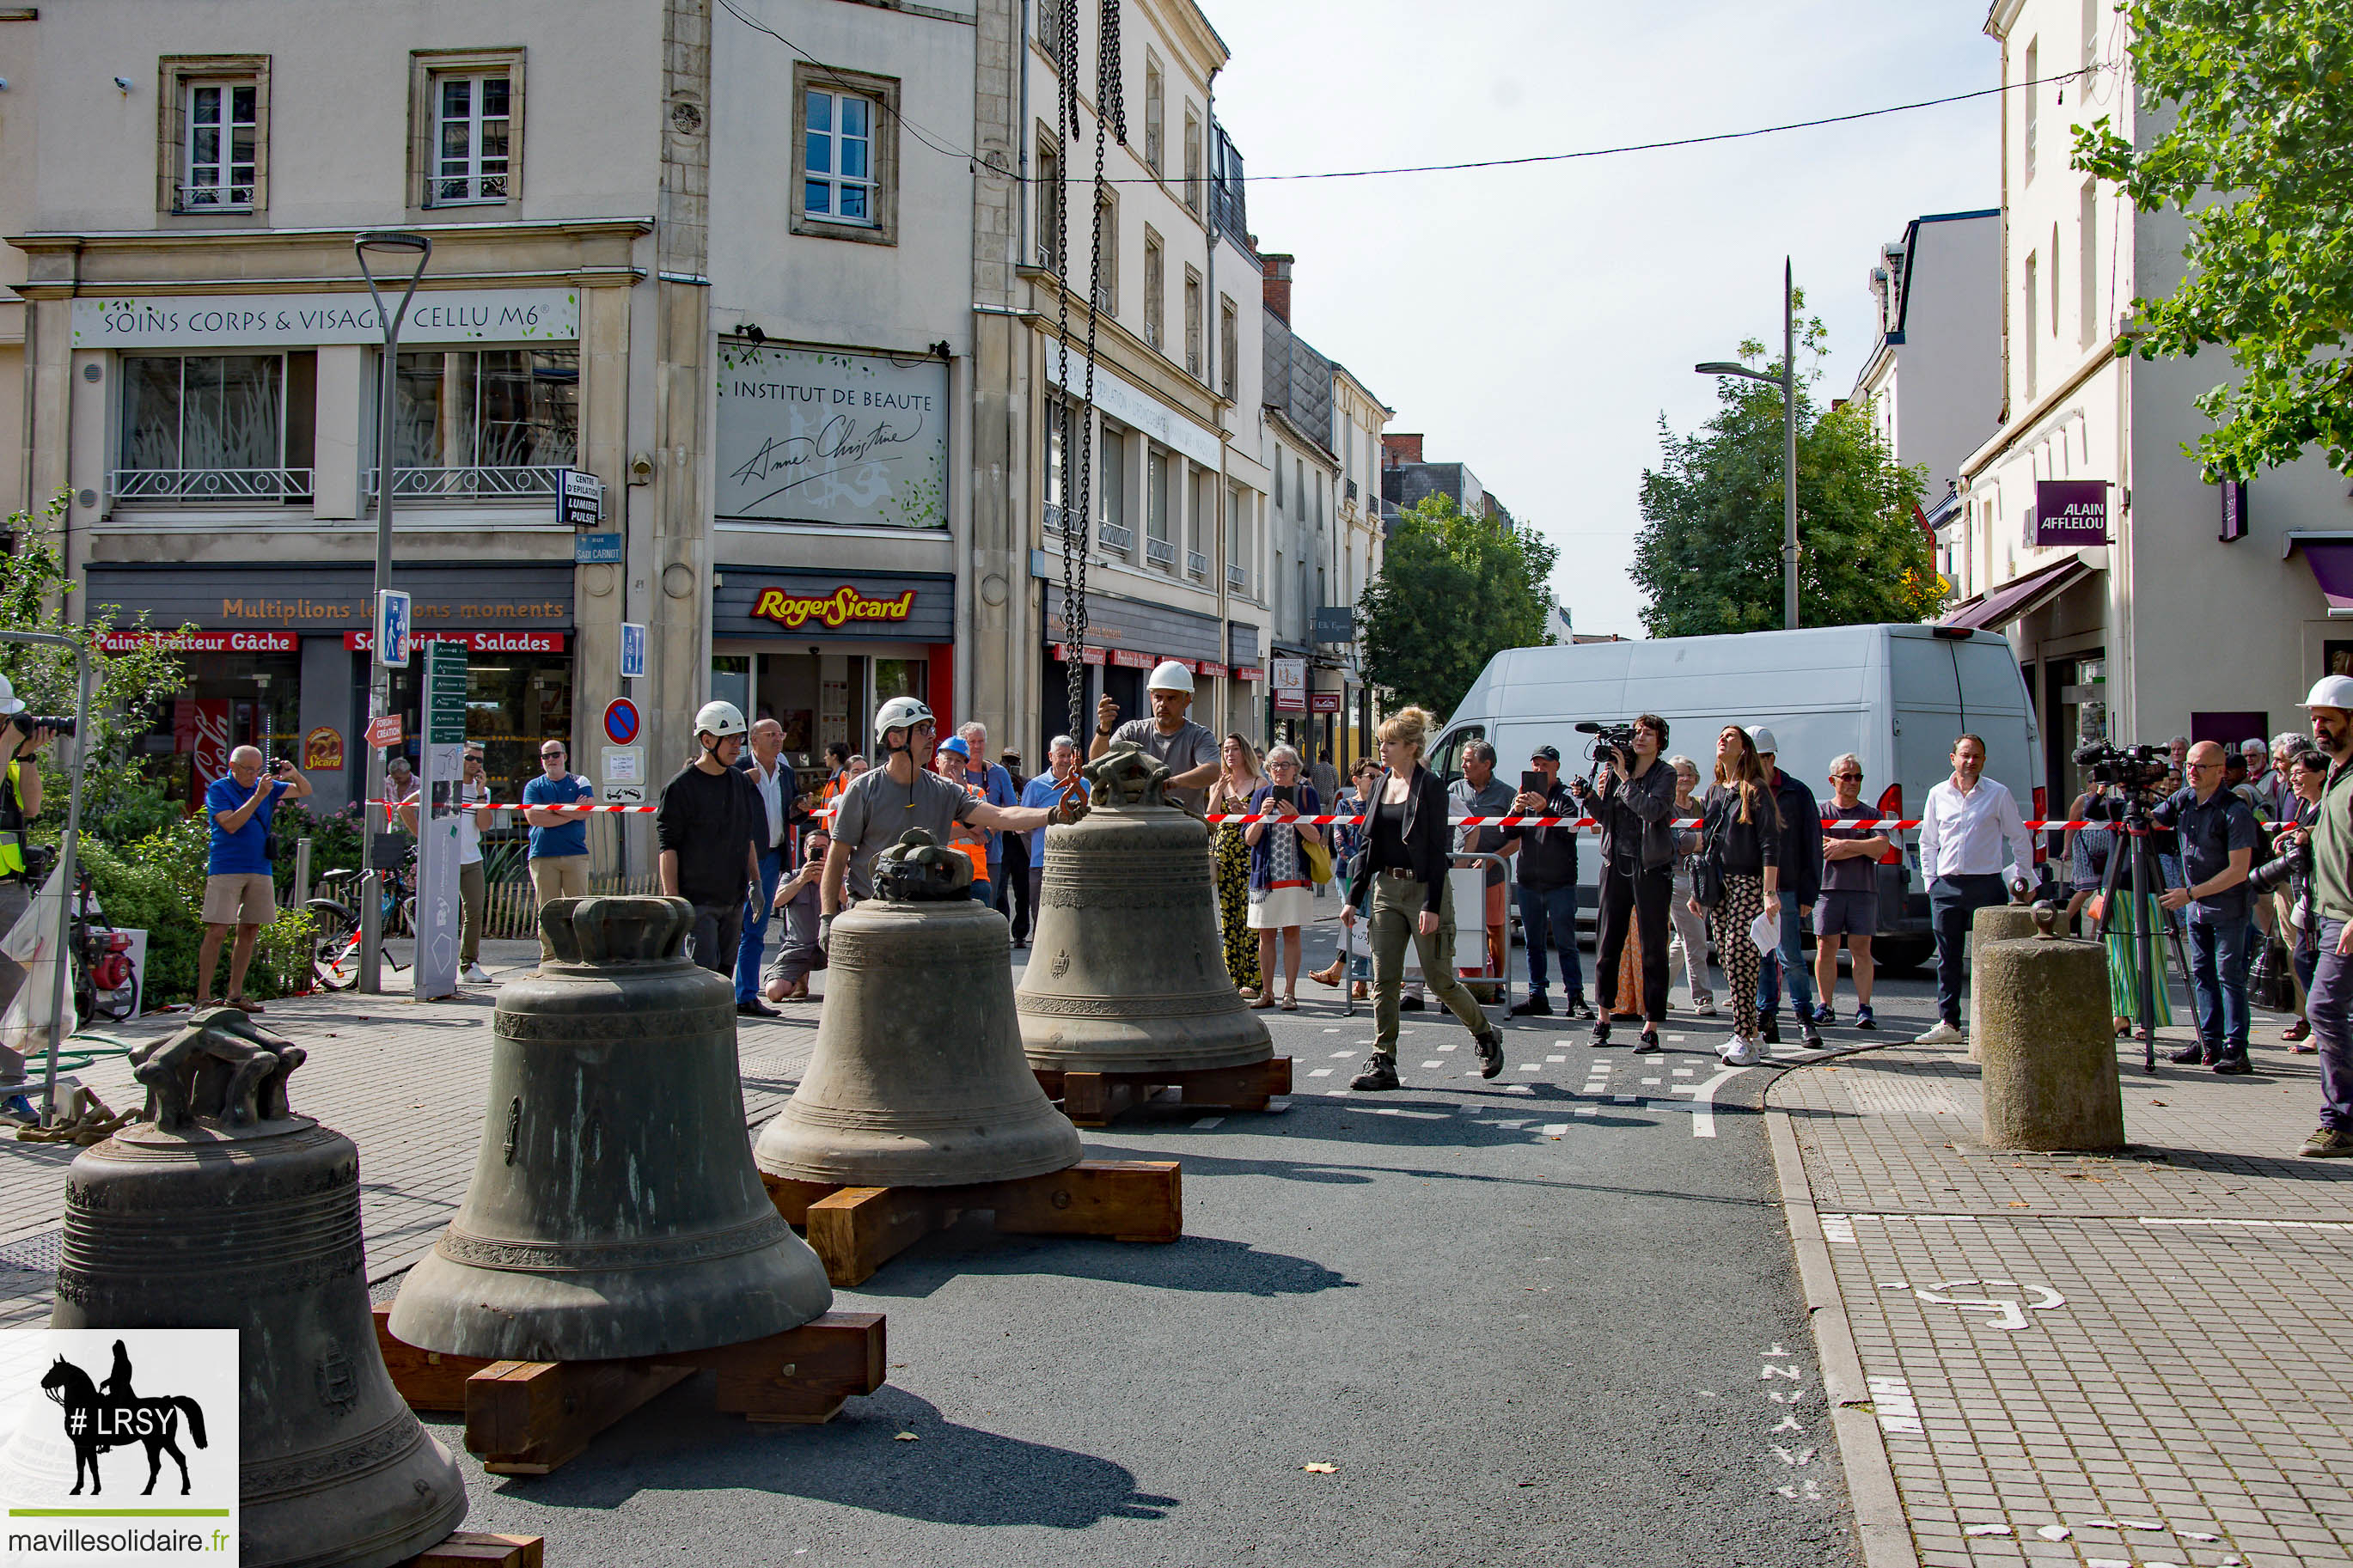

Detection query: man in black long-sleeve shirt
xmin=657 ymin=701 xmax=767 ymax=985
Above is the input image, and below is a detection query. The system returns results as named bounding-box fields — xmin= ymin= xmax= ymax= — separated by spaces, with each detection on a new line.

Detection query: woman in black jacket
xmin=1340 ymin=705 xmax=1505 ymax=1090
xmin=1690 ymin=724 xmax=1782 ymax=1065
xmin=1573 ymin=712 xmax=1679 ymax=1052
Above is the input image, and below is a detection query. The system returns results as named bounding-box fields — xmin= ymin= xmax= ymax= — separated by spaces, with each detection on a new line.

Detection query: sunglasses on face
xmin=1830 ymin=772 xmax=1861 ymax=782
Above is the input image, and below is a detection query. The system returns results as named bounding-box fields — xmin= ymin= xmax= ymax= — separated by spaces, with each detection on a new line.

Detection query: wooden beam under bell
xmin=1034 ymin=1057 xmax=1293 ymax=1127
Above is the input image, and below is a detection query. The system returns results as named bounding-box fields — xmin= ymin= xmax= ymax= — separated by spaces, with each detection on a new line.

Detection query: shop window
xmin=456 ymin=653 xmax=575 ymax=837
xmin=791 ymin=63 xmax=900 ymax=247
xmin=383 ymin=346 xmax=578 ymax=501
xmin=407 ymin=49 xmax=524 ymax=215
xmin=116 ymin=352 xmax=315 ymax=503
xmin=135 ymin=652 xmax=302 ymax=808
xmin=157 ymin=55 xmax=270 ymax=217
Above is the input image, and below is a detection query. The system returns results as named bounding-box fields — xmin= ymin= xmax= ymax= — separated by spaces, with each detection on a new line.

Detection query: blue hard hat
xmin=938 ymin=735 xmax=969 ymax=758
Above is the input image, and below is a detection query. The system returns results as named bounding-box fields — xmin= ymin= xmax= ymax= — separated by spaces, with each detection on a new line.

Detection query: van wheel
xmin=1872 ymin=939 xmax=1934 ymax=975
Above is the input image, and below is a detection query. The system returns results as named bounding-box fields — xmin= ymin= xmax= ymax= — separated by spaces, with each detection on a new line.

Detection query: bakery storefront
xmin=710 ymin=570 xmax=956 ymax=774
xmin=87 ymin=562 xmax=574 ymax=812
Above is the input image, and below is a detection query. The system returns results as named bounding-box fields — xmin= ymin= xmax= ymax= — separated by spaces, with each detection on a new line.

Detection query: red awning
xmin=1937 ymin=554 xmax=2095 ymax=632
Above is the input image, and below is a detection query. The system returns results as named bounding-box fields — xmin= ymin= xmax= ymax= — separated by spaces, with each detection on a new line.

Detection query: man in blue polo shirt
xmin=523 ymin=737 xmax=594 ymax=962
xmin=199 ymin=744 xmax=311 ymax=1011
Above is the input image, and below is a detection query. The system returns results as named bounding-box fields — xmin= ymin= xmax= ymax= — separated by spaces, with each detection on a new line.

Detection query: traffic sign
xmin=366 ymin=713 xmax=404 ymax=749
xmin=620 ymin=622 xmax=647 ymax=680
xmin=602 ymin=697 xmax=640 ymax=747
xmin=599 ymin=782 xmax=645 ymax=805
xmin=424 ymin=641 xmax=469 ymax=744
xmin=375 ymin=589 xmax=413 ymax=669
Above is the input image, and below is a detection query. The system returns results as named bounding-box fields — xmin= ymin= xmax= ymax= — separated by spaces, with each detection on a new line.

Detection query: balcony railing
xmin=1044 ymin=501 xmax=1071 ymax=536
xmin=1227 ymin=563 xmax=1247 ymax=589
xmin=1098 ymin=522 xmax=1134 ymax=552
xmin=113 ymin=467 xmax=313 ymax=503
xmin=1145 ymin=536 xmax=1176 ymax=568
xmin=367 ymin=465 xmax=565 ymax=502
xmin=1345 ymin=478 xmax=1359 ymax=503
xmin=1187 ymin=550 xmax=1208 ymax=580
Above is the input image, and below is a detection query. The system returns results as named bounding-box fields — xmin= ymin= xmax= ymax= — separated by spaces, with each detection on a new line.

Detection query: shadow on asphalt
xmin=1080 ymin=1140 xmax=1781 ymax=1211
xmin=848 ymin=1220 xmax=1355 ymax=1302
xmin=465 ymin=1384 xmax=1179 ymax=1527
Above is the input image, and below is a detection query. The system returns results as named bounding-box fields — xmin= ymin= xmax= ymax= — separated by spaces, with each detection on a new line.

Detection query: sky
xmin=1207 ymin=0 xmax=2004 ymax=639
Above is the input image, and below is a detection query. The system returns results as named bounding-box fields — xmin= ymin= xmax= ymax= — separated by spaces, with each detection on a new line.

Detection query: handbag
xmin=1691 ymin=807 xmax=1727 ymax=910
xmin=1302 ymin=831 xmax=1334 ymax=886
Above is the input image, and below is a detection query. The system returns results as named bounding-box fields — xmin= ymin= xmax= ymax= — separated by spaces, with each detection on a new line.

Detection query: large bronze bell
xmin=45 ymin=1008 xmax=466 ymax=1568
xmin=388 ymin=897 xmax=832 ymax=1363
xmin=1018 ymin=745 xmax=1274 ymax=1075
xmin=755 ymin=830 xmax=1083 ymax=1187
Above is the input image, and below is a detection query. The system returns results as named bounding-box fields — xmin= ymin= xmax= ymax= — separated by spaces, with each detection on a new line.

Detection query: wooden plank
xmin=465 ymin=1358 xmax=694 ymax=1475
xmin=803 ymin=1187 xmax=953 ymax=1287
xmin=664 ymin=1311 xmax=888 ymax=1423
xmin=986 ymin=1160 xmax=1181 ymax=1243
xmin=759 ymin=1172 xmax=841 ymax=1226
xmin=374 ymin=1307 xmax=492 ymax=1412
xmin=408 ymin=1533 xmax=546 ymax=1568
xmin=1174 ymin=1056 xmax=1291 ymax=1111
xmin=1057 ymin=1071 xmax=1154 ymax=1128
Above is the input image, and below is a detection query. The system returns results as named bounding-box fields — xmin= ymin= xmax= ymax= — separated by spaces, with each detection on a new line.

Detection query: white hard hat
xmin=872 ymin=695 xmax=935 ymax=745
xmin=1147 ymin=659 xmax=1195 ymax=695
xmin=0 ymin=674 xmax=23 ymax=717
xmin=694 ymin=700 xmax=748 ymax=739
xmin=2304 ymin=675 xmax=2353 ymax=711
xmin=1746 ymin=724 xmax=1779 ymax=755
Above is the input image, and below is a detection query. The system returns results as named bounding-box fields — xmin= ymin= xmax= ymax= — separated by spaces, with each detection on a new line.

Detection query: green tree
xmin=0 ymin=493 xmax=194 ymax=842
xmin=1633 ymin=334 xmax=1939 ymax=638
xmin=1359 ymin=494 xmax=1558 ymax=717
xmin=2073 ymin=1 xmax=2353 ymax=479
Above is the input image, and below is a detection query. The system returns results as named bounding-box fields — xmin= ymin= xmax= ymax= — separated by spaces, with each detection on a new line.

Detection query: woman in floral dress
xmin=1208 ymin=734 xmax=1264 ymax=994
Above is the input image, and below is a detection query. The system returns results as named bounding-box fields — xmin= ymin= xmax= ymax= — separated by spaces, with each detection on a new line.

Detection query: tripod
xmin=2085 ymin=786 xmax=2202 ymax=1074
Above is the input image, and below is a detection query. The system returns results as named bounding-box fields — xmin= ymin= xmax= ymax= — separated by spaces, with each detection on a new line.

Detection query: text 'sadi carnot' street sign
xmin=2032 ymin=479 xmax=2110 ymax=547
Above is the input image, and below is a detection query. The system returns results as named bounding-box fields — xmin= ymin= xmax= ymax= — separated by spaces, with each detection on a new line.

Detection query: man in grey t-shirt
xmin=1089 ymin=659 xmax=1221 ymax=815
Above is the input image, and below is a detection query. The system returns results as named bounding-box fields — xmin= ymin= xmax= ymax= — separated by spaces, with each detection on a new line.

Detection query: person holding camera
xmin=2152 ymin=741 xmax=2263 ymax=1073
xmin=1504 ymin=744 xmax=1592 ymax=1020
xmin=1572 ymin=715 xmax=1677 ymax=1050
xmin=2251 ymin=747 xmax=2325 ymax=1050
xmin=1244 ymin=745 xmax=1324 ymax=1011
xmin=199 ymin=745 xmax=311 ymax=1013
xmin=0 ymin=680 xmax=56 ymax=1082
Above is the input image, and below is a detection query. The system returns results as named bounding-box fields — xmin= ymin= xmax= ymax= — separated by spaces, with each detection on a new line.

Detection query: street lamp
xmin=353 ymin=229 xmax=431 ymax=994
xmin=1696 ymin=256 xmax=1800 ymax=631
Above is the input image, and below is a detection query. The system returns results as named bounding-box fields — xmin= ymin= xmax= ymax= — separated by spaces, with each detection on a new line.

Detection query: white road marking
xmin=1672 ymin=1067 xmax=1694 ymax=1077
xmin=1665 ymin=1034 xmax=1685 ymax=1042
xmin=1323 ymin=1027 xmax=1340 ymax=1033
xmin=1546 ymin=1053 xmax=1567 ymax=1063
xmin=1541 ymin=1124 xmax=1568 ymax=1135
xmin=1668 ymin=1065 xmax=1746 ymax=1138
xmin=1613 ymin=1095 xmax=1636 ymax=1104
xmin=1866 ymin=1376 xmax=1921 ymax=1434
xmin=1329 ymin=1050 xmax=1354 ymax=1058
xmin=1641 ymin=1077 xmax=1662 ymax=1085
xmin=1421 ymin=1060 xmax=1443 ymax=1069
xmin=1505 ymin=1084 xmax=1534 ymax=1095
xmin=1912 ymin=1278 xmax=2066 ymax=1332
xmin=1819 ymin=1215 xmax=1856 ymax=1244
xmin=1518 ymin=1063 xmax=1542 ymax=1073
xmin=1437 ymin=1042 xmax=1458 ymax=1052
xmin=1573 ymin=1106 xmax=1598 ymax=1117
xmin=1308 ymin=1068 xmax=1335 ymax=1077
xmin=1192 ymin=1116 xmax=1225 ymax=1129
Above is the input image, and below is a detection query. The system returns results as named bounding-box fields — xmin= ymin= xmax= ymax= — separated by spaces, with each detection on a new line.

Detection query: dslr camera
xmin=2073 ymin=740 xmax=2170 ymax=796
xmin=5 ymin=711 xmax=74 ymax=741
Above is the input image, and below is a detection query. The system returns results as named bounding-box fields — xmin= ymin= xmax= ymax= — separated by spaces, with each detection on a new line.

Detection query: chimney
xmin=1261 ymin=253 xmax=1293 ymax=323
xmin=1383 ymin=432 xmax=1423 ymax=467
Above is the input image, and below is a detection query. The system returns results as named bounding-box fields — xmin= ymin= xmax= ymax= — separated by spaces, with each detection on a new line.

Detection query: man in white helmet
xmin=1090 ymin=659 xmax=1220 ymax=815
xmin=657 ymin=700 xmax=771 ymax=990
xmin=2295 ymin=675 xmax=2353 ymax=1156
xmin=822 ymin=697 xmax=1085 ymax=952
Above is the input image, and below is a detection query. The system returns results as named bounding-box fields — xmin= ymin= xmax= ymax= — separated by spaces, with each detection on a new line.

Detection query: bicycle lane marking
xmin=1669 ymin=1065 xmax=1748 ymax=1138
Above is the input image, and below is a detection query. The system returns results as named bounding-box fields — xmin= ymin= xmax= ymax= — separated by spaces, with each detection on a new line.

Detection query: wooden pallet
xmin=761 ymin=1159 xmax=1182 ymax=1287
xmin=1031 ymin=1057 xmax=1291 ymax=1127
xmin=374 ymin=1306 xmax=886 ymax=1474
xmin=404 ymin=1534 xmax=545 ymax=1567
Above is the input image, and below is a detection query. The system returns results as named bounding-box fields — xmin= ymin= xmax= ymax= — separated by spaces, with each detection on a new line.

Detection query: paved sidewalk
xmin=1768 ymin=1028 xmax=2353 ymax=1568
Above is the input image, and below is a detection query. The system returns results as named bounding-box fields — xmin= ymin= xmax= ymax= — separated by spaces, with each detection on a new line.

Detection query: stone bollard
xmin=1966 ymin=902 xmax=2043 ymax=1061
xmin=1976 ymin=906 xmax=2125 ymax=1151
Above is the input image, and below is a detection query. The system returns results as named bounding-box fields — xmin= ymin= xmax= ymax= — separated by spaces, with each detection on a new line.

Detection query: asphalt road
xmin=422 ymin=924 xmax=1931 ymax=1567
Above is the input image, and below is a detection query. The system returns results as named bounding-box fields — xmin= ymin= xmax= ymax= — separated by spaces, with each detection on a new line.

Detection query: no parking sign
xmin=602 ymin=698 xmax=640 ymax=747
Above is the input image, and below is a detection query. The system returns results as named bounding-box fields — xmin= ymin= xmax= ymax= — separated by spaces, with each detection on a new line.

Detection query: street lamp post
xmin=353 ymin=230 xmax=431 ymax=994
xmin=1696 ymin=256 xmax=1800 ymax=631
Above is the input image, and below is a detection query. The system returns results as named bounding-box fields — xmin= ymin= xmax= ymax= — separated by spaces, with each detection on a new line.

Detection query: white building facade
xmin=1849 ymin=208 xmax=2002 ymax=521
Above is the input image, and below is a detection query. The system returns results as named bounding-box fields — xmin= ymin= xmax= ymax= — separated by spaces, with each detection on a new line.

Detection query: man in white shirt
xmin=731 ymin=717 xmax=795 ymax=1018
xmin=1912 ymin=733 xmax=2033 ymax=1045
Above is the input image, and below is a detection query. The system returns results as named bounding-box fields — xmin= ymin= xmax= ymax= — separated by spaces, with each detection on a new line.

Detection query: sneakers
xmin=1563 ymin=996 xmax=1598 ymax=1022
xmin=1633 ymin=1028 xmax=1662 ymax=1055
xmin=1349 ymin=1054 xmax=1401 ymax=1092
xmin=1401 ymin=994 xmax=1426 ymax=1012
xmin=2168 ymin=1042 xmax=2210 ymax=1065
xmin=1475 ymin=1031 xmax=1505 ymax=1079
xmin=1510 ymin=993 xmax=1554 ymax=1017
xmin=1913 ymin=1021 xmax=1965 ymax=1046
xmin=1812 ymin=1004 xmax=1837 ymax=1027
xmin=1590 ymin=1020 xmax=1613 ymax=1047
xmin=1691 ymin=996 xmax=1718 ymax=1017
xmin=462 ymin=962 xmax=495 ymax=985
xmin=1720 ymin=1035 xmax=1760 ymax=1066
xmin=1854 ymin=1005 xmax=1877 ymax=1031
xmin=2299 ymin=1126 xmax=2353 ymax=1157
xmin=2210 ymin=1050 xmax=2253 ymax=1076
xmin=1759 ymin=1016 xmax=1781 ymax=1047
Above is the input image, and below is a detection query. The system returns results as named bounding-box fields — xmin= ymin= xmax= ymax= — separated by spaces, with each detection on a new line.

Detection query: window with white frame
xmin=1092 ymin=189 xmax=1118 ymax=313
xmin=1098 ymin=424 xmax=1129 ymax=549
xmin=1219 ymin=298 xmax=1237 ymax=401
xmin=1144 ymin=58 xmax=1164 ymax=175
xmin=1183 ymin=110 xmax=1202 ymax=213
xmin=1183 ymin=267 xmax=1202 ymax=379
xmin=180 ymin=79 xmax=258 ymax=210
xmin=1044 ymin=395 xmax=1069 ymax=530
xmin=804 ymin=88 xmax=877 ymax=225
xmin=432 ymin=72 xmax=511 ymax=204
xmin=1036 ymin=138 xmax=1061 ymax=270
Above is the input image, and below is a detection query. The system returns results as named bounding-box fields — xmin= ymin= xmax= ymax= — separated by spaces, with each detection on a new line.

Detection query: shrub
xmin=83 ymin=816 xmax=317 ymax=1007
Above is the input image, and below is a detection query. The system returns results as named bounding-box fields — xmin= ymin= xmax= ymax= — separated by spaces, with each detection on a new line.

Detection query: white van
xmin=1433 ymin=624 xmax=2044 ymax=969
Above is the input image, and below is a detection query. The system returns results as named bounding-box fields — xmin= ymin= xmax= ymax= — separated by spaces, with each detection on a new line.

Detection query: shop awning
xmin=1937 ymin=554 xmax=2095 ymax=632
xmin=2288 ymin=536 xmax=2353 ymax=618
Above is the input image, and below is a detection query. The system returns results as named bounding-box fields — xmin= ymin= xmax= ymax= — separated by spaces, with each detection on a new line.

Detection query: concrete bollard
xmin=1966 ymin=903 xmax=2043 ymax=1061
xmin=1976 ymin=907 xmax=2125 ymax=1151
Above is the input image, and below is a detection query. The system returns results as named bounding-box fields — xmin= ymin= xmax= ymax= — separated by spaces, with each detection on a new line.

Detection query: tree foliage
xmin=1633 ymin=340 xmax=1940 ymax=638
xmin=1359 ymin=494 xmax=1558 ymax=718
xmin=2074 ymin=1 xmax=2353 ymax=479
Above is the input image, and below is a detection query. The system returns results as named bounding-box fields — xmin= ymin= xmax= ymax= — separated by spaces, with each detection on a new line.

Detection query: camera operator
xmin=2152 ymin=741 xmax=2262 ymax=1073
xmin=1570 ymin=714 xmax=1677 ymax=1052
xmin=200 ymin=744 xmax=311 ymax=1014
xmin=0 ymin=678 xmax=57 ymax=1084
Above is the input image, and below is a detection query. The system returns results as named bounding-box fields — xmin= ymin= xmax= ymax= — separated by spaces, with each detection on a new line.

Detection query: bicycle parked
xmin=307 ymin=857 xmax=416 ymax=991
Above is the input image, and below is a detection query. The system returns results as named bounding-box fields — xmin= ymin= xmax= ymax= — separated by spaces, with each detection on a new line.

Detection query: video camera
xmin=4 ymin=711 xmax=75 ymax=740
xmin=1574 ymin=720 xmax=1638 ymax=761
xmin=2073 ymin=740 xmax=2171 ymax=795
